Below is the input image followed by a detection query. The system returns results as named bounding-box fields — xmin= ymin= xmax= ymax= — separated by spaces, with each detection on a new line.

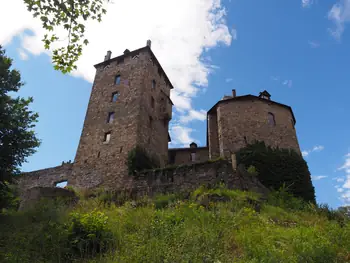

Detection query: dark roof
xmin=168 ymin=146 xmax=208 ymax=152
xmin=207 ymin=94 xmax=296 ymax=124
xmin=94 ymin=46 xmax=174 ymax=89
xmin=259 ymin=90 xmax=271 ymax=97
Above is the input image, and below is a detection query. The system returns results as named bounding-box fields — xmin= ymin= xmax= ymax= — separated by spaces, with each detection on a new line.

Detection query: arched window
xmin=268 ymin=112 xmax=276 ymax=126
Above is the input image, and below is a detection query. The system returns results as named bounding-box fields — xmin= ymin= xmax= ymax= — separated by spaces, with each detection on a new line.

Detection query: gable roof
xmin=94 ymin=46 xmax=174 ymax=89
xmin=207 ymin=94 xmax=296 ymax=124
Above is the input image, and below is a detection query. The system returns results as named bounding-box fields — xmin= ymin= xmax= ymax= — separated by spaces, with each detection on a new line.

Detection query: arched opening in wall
xmin=55 ymin=180 xmax=68 ymax=188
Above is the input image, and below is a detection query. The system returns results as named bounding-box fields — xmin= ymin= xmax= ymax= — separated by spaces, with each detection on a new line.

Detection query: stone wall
xmin=17 ymin=163 xmax=73 ymax=194
xmin=168 ymin=147 xmax=209 ymax=165
xmin=216 ymin=97 xmax=300 ymax=158
xmin=128 ymin=160 xmax=268 ymax=197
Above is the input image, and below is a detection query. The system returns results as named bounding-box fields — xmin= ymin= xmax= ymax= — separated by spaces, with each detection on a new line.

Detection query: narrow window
xmin=191 ymin=152 xmax=196 ymax=162
xmin=111 ymin=92 xmax=119 ymax=102
xmin=107 ymin=112 xmax=115 ymax=123
xmin=120 ymin=146 xmax=123 ymax=153
xmin=97 ymin=151 xmax=100 ymax=158
xmin=244 ymin=136 xmax=248 ymax=144
xmin=152 ymin=79 xmax=156 ymax=89
xmin=151 ymin=97 xmax=155 ymax=108
xmin=268 ymin=112 xmax=276 ymax=126
xmin=104 ymin=132 xmax=111 ymax=143
xmin=158 ymin=67 xmax=162 ymax=76
xmin=115 ymin=75 xmax=121 ymax=85
xmin=291 ymin=119 xmax=294 ymax=129
xmin=149 ymin=116 xmax=153 ymax=128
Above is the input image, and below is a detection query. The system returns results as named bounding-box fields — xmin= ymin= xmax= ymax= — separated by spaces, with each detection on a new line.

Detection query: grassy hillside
xmin=0 ymin=186 xmax=349 ymax=263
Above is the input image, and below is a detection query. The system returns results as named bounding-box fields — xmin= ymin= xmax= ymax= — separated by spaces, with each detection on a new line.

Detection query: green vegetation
xmin=23 ymin=0 xmax=108 ymax=73
xmin=1 ymin=186 xmax=349 ymax=263
xmin=0 ymin=47 xmax=40 ymax=210
xmin=127 ymin=146 xmax=159 ymax=175
xmin=237 ymin=141 xmax=316 ymax=203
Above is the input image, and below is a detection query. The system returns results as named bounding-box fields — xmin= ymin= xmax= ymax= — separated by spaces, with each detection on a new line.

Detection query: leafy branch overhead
xmin=23 ymin=0 xmax=108 ymax=73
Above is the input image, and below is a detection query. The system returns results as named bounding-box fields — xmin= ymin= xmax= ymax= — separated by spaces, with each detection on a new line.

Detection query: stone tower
xmin=207 ymin=89 xmax=300 ymax=159
xmin=72 ymin=40 xmax=173 ymax=188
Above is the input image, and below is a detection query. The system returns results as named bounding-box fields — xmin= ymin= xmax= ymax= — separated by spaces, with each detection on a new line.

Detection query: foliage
xmin=0 ymin=182 xmax=20 ymax=213
xmin=247 ymin=165 xmax=258 ymax=176
xmin=23 ymin=0 xmax=108 ymax=73
xmin=0 ymin=47 xmax=40 ymax=187
xmin=127 ymin=146 xmax=159 ymax=175
xmin=67 ymin=210 xmax=114 ymax=258
xmin=1 ymin=186 xmax=349 ymax=262
xmin=236 ymin=141 xmax=316 ymax=203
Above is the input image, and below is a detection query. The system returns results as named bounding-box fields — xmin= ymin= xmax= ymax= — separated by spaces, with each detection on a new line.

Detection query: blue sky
xmin=3 ymin=0 xmax=350 ymax=208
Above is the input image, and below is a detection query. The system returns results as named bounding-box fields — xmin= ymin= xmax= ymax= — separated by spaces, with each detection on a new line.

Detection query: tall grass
xmin=0 ymin=187 xmax=349 ymax=263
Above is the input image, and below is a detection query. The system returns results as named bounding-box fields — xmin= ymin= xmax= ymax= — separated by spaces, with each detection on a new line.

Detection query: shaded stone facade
xmin=19 ymin=41 xmax=301 ymax=194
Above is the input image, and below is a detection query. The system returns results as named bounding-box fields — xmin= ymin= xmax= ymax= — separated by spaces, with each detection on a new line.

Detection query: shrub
xmin=67 ymin=210 xmax=114 ymax=258
xmin=127 ymin=146 xmax=159 ymax=175
xmin=236 ymin=141 xmax=315 ymax=203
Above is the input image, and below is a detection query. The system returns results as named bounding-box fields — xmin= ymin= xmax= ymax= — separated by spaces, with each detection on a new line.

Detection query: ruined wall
xmin=217 ymin=98 xmax=300 ymax=158
xmin=17 ymin=163 xmax=73 ymax=193
xmin=129 ymin=160 xmax=268 ymax=197
xmin=168 ymin=147 xmax=209 ymax=165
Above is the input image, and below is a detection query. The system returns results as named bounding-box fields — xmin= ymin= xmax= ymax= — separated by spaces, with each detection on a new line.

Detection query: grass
xmin=0 ymin=186 xmax=349 ymax=263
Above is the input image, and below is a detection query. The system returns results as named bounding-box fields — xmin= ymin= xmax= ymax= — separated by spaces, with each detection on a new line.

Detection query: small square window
xmin=117 ymin=58 xmax=124 ymax=65
xmin=151 ymin=97 xmax=155 ymax=108
xmin=111 ymin=92 xmax=119 ymax=102
xmin=115 ymin=75 xmax=121 ymax=85
xmin=152 ymin=80 xmax=156 ymax=89
xmin=107 ymin=112 xmax=115 ymax=123
xmin=104 ymin=132 xmax=111 ymax=143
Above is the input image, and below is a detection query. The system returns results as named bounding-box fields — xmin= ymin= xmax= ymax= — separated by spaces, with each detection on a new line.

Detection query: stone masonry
xmin=18 ymin=41 xmax=302 ymax=194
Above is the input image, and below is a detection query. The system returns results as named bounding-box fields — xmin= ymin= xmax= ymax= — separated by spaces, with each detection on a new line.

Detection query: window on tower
xmin=111 ymin=92 xmax=119 ymax=102
xmin=115 ymin=75 xmax=121 ymax=85
xmin=268 ymin=112 xmax=276 ymax=126
xmin=104 ymin=132 xmax=111 ymax=143
xmin=151 ymin=96 xmax=155 ymax=108
xmin=152 ymin=79 xmax=156 ymax=89
xmin=107 ymin=112 xmax=115 ymax=123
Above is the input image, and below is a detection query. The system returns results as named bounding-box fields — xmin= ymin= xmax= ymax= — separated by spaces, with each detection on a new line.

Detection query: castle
xmin=19 ymin=40 xmax=301 ymax=191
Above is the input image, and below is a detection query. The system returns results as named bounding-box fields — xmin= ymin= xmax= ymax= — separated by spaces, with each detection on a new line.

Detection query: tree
xmin=0 ymin=46 xmax=40 ymax=184
xmin=23 ymin=0 xmax=108 ymax=73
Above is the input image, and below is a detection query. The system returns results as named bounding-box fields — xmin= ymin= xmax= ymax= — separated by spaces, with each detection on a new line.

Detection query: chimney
xmin=124 ymin=49 xmax=130 ymax=55
xmin=104 ymin=50 xmax=112 ymax=61
xmin=232 ymin=89 xmax=236 ymax=98
xmin=146 ymin=39 xmax=152 ymax=48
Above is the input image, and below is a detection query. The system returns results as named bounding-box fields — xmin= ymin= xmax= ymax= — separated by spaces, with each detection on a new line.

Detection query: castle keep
xmin=19 ymin=41 xmax=301 ymax=191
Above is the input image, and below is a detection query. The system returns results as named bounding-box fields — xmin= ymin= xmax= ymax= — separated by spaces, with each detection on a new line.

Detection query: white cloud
xmin=170 ymin=125 xmax=195 ymax=147
xmin=282 ymin=80 xmax=293 ymax=88
xmin=308 ymin=41 xmax=320 ymax=48
xmin=1 ymin=0 xmax=233 ymax=145
xmin=302 ymin=145 xmax=324 ymax=157
xmin=302 ymin=0 xmax=314 ymax=8
xmin=231 ymin=27 xmax=237 ymax=40
xmin=179 ymin=109 xmax=207 ymax=124
xmin=17 ymin=48 xmax=29 ymax=60
xmin=328 ymin=0 xmax=350 ymax=40
xmin=312 ymin=175 xmax=328 ymax=181
xmin=336 ymin=152 xmax=350 ymax=205
xmin=271 ymin=76 xmax=279 ymax=81
xmin=225 ymin=78 xmax=233 ymax=83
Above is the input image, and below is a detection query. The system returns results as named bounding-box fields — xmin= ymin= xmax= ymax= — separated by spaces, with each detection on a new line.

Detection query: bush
xmin=236 ymin=141 xmax=315 ymax=203
xmin=67 ymin=210 xmax=114 ymax=258
xmin=127 ymin=146 xmax=159 ymax=175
